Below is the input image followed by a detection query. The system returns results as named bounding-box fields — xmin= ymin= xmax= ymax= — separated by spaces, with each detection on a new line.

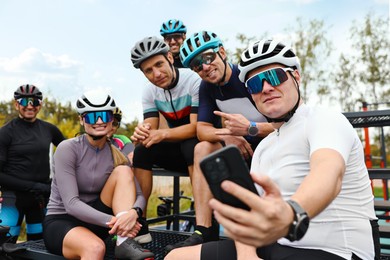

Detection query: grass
xmin=146 ymin=177 xmax=193 ymax=222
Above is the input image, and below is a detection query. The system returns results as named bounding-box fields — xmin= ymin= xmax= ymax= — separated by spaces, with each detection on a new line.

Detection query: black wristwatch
xmin=132 ymin=207 xmax=143 ymax=218
xmin=284 ymin=200 xmax=310 ymax=241
xmin=247 ymin=121 xmax=258 ymax=137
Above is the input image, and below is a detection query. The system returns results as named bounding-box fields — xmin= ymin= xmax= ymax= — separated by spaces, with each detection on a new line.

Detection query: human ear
xmin=292 ymin=70 xmax=301 ymax=84
xmin=14 ymin=101 xmax=19 ymax=110
xmin=167 ymin=52 xmax=174 ymax=65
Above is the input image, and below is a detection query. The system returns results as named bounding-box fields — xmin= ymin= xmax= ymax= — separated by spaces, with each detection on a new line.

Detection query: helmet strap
xmin=216 ymin=52 xmax=228 ymax=86
xmin=164 ymin=55 xmax=179 ymax=89
xmin=90 ymin=134 xmax=106 ymax=140
xmin=265 ymin=72 xmax=300 ymax=123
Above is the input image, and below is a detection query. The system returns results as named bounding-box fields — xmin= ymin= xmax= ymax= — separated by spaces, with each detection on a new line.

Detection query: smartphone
xmin=200 ymin=145 xmax=258 ymax=210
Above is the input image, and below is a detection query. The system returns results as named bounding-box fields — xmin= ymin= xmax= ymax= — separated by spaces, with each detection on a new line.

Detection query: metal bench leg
xmin=173 ymin=176 xmax=180 ymax=231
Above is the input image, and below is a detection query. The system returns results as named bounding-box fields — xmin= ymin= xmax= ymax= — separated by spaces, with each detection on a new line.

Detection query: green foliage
xmin=289 ymin=18 xmax=333 ymax=102
xmin=349 ymin=13 xmax=390 ymax=106
xmin=332 ymin=54 xmax=359 ymax=112
xmin=0 ymin=98 xmax=138 ymax=139
xmin=230 ymin=34 xmax=259 ymax=64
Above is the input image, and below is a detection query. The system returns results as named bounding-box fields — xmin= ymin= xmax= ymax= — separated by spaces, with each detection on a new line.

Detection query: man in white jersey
xmin=166 ymin=39 xmax=379 ymax=260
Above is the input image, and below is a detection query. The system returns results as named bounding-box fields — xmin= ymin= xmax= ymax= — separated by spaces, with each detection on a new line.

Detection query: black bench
xmin=3 ymin=229 xmax=192 ymax=260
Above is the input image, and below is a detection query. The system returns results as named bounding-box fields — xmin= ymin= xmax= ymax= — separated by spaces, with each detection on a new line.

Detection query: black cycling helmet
xmin=14 ymin=84 xmax=43 ymax=100
xmin=131 ymin=36 xmax=170 ymax=69
xmin=160 ymin=19 xmax=187 ymax=36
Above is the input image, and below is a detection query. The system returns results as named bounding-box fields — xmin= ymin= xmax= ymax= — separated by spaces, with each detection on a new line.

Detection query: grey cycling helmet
xmin=76 ymin=90 xmax=116 ymax=115
xmin=160 ymin=19 xmax=187 ymax=36
xmin=238 ymin=39 xmax=301 ymax=82
xmin=131 ymin=36 xmax=170 ymax=69
xmin=14 ymin=84 xmax=43 ymax=100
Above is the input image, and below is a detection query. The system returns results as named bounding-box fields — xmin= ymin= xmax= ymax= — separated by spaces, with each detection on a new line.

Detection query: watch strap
xmin=132 ymin=207 xmax=143 ymax=218
xmin=285 ymin=200 xmax=309 ymax=241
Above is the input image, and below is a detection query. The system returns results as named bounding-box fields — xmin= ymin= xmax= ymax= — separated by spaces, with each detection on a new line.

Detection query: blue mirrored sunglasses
xmin=245 ymin=67 xmax=293 ymax=94
xmin=83 ymin=111 xmax=114 ymax=124
xmin=17 ymin=97 xmax=42 ymax=107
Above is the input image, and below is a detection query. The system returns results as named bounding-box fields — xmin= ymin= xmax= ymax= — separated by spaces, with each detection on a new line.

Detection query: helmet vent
xmin=283 ymin=50 xmax=296 ymax=58
xmin=262 ymin=41 xmax=271 ymax=54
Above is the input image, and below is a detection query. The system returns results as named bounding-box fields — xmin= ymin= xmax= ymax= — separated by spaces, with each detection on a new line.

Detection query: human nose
xmin=152 ymin=67 xmax=161 ymax=77
xmin=201 ymin=63 xmax=211 ymax=72
xmin=95 ymin=117 xmax=104 ymax=124
xmin=261 ymin=81 xmax=274 ymax=93
xmin=25 ymin=102 xmax=34 ymax=108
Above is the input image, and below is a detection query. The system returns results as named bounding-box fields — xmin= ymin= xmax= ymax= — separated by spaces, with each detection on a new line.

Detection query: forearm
xmin=158 ymin=124 xmax=197 ymax=141
xmin=0 ymin=172 xmax=36 ymax=191
xmin=197 ymin=124 xmax=223 ymax=142
xmin=257 ymin=122 xmax=274 ymax=137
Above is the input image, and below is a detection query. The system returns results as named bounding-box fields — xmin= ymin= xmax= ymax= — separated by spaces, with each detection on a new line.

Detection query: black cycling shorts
xmin=42 ymin=198 xmax=113 ymax=256
xmin=132 ymin=138 xmax=198 ymax=172
xmin=200 ymin=240 xmax=346 ymax=260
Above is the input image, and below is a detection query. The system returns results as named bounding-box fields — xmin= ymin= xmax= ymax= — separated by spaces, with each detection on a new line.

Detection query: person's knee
xmin=82 ymin=239 xmax=106 ymax=258
xmin=112 ymin=165 xmax=134 ymax=181
xmin=194 ymin=142 xmax=221 ymax=159
xmin=63 ymin=235 xmax=106 ymax=259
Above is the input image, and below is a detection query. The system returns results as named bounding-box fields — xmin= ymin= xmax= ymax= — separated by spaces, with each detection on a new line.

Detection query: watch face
xmin=248 ymin=126 xmax=258 ymax=136
xmin=295 ymin=214 xmax=310 ymax=240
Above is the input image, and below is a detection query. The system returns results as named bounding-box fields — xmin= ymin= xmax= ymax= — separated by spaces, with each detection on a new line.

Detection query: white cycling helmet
xmin=238 ymin=39 xmax=301 ymax=82
xmin=76 ymin=90 xmax=116 ymax=115
xmin=131 ymin=36 xmax=170 ymax=69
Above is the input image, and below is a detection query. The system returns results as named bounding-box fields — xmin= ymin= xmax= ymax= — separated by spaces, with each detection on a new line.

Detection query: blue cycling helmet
xmin=179 ymin=31 xmax=223 ymax=68
xmin=160 ymin=19 xmax=187 ymax=36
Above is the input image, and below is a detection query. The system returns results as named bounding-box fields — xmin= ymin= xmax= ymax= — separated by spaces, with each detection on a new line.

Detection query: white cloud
xmin=0 ymin=48 xmax=83 ymax=108
xmin=0 ymin=48 xmax=81 ymax=73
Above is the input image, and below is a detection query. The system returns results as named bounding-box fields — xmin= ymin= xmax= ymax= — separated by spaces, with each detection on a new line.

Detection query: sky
xmin=0 ymin=0 xmax=389 ymax=123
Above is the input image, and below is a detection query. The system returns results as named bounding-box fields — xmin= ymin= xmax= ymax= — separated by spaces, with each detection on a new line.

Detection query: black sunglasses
xmin=189 ymin=52 xmax=217 ymax=72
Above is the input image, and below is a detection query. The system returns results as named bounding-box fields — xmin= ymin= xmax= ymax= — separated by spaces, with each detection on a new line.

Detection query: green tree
xmin=231 ymin=34 xmax=259 ymax=64
xmin=332 ymin=54 xmax=360 ymax=112
xmin=349 ymin=13 xmax=390 ymax=107
xmin=289 ymin=17 xmax=333 ymax=102
xmin=0 ymin=100 xmax=18 ymax=125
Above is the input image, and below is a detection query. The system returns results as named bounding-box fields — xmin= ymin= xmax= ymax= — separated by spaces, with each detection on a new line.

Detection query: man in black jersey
xmin=160 ymin=19 xmax=187 ymax=68
xmin=165 ymin=31 xmax=273 ymax=254
xmin=0 ymin=84 xmax=65 ymax=242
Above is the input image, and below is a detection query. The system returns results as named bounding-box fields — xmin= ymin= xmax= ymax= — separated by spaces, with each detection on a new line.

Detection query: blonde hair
xmin=109 ymin=143 xmax=129 ymax=167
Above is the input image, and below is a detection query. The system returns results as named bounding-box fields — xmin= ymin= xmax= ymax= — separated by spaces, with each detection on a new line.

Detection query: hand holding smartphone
xmin=200 ymin=145 xmax=258 ymax=210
